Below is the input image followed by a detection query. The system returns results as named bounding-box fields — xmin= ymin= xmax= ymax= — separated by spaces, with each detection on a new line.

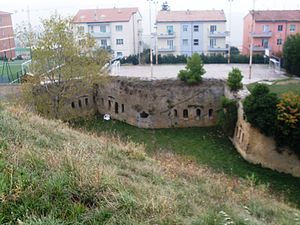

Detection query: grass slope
xmin=0 ymin=104 xmax=300 ymax=224
xmin=73 ymin=117 xmax=300 ymax=208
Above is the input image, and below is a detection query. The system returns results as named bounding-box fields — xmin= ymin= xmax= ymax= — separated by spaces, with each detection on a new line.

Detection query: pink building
xmin=0 ymin=11 xmax=15 ymax=59
xmin=243 ymin=10 xmax=300 ymax=56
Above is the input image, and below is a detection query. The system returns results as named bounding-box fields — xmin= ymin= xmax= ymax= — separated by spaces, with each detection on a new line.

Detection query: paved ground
xmin=111 ymin=64 xmax=288 ymax=84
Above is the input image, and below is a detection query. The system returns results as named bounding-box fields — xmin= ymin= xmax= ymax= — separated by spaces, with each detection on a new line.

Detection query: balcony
xmin=251 ymin=32 xmax=272 ymax=38
xmin=208 ymin=46 xmax=229 ymax=52
xmin=90 ymin=32 xmax=111 ymax=38
xmin=208 ymin=31 xmax=229 ymax=38
xmin=252 ymin=46 xmax=269 ymax=52
xmin=157 ymin=32 xmax=176 ymax=39
xmin=158 ymin=46 xmax=176 ymax=52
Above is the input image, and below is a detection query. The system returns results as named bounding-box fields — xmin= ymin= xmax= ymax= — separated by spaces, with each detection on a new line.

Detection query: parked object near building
xmin=155 ymin=10 xmax=229 ymax=56
xmin=0 ymin=11 xmax=16 ymax=59
xmin=243 ymin=10 xmax=300 ymax=56
xmin=73 ymin=8 xmax=143 ymax=58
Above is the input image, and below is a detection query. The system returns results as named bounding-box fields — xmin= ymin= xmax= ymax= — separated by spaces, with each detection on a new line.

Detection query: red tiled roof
xmin=0 ymin=11 xmax=11 ymax=15
xmin=251 ymin=10 xmax=300 ymax=22
xmin=156 ymin=10 xmax=226 ymax=22
xmin=73 ymin=8 xmax=139 ymax=23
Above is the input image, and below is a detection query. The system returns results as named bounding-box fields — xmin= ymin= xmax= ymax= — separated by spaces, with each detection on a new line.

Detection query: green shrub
xmin=218 ymin=97 xmax=238 ymax=137
xmin=243 ymin=84 xmax=279 ymax=136
xmin=178 ymin=53 xmax=206 ymax=85
xmin=283 ymin=34 xmax=300 ymax=76
xmin=227 ymin=68 xmax=243 ymax=91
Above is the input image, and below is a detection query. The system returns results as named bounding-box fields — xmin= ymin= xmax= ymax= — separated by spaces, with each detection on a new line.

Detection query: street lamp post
xmin=249 ymin=0 xmax=256 ymax=80
xmin=228 ymin=0 xmax=233 ymax=64
xmin=147 ymin=0 xmax=153 ymax=77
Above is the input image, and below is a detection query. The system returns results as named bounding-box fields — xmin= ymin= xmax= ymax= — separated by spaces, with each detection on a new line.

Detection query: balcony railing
xmin=158 ymin=46 xmax=176 ymax=52
xmin=251 ymin=32 xmax=272 ymax=38
xmin=208 ymin=46 xmax=229 ymax=52
xmin=252 ymin=46 xmax=270 ymax=52
xmin=90 ymin=32 xmax=111 ymax=38
xmin=208 ymin=31 xmax=229 ymax=38
xmin=157 ymin=32 xmax=176 ymax=39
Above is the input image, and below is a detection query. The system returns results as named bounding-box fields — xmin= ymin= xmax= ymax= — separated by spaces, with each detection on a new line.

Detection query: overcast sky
xmin=2 ymin=0 xmax=300 ymax=46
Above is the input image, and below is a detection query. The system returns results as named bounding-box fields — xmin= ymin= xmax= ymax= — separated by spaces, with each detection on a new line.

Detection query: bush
xmin=178 ymin=53 xmax=206 ymax=85
xmin=275 ymin=92 xmax=300 ymax=155
xmin=227 ymin=68 xmax=243 ymax=91
xmin=218 ymin=97 xmax=238 ymax=137
xmin=243 ymin=84 xmax=279 ymax=136
xmin=283 ymin=34 xmax=300 ymax=76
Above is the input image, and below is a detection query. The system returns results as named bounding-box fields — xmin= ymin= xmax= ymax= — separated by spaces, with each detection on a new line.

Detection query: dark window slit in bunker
xmin=78 ymin=99 xmax=82 ymax=108
xmin=196 ymin=109 xmax=201 ymax=117
xmin=85 ymin=98 xmax=89 ymax=106
xmin=115 ymin=102 xmax=119 ymax=114
xmin=108 ymin=100 xmax=111 ymax=110
xmin=183 ymin=109 xmax=188 ymax=118
xmin=209 ymin=109 xmax=213 ymax=119
xmin=140 ymin=111 xmax=149 ymax=118
xmin=122 ymin=104 xmax=125 ymax=113
xmin=71 ymin=102 xmax=75 ymax=108
xmin=93 ymin=96 xmax=96 ymax=104
xmin=174 ymin=109 xmax=178 ymax=117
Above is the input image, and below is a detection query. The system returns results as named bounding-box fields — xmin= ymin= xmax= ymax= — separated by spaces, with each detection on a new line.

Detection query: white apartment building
xmin=156 ymin=10 xmax=228 ymax=56
xmin=73 ymin=8 xmax=143 ymax=58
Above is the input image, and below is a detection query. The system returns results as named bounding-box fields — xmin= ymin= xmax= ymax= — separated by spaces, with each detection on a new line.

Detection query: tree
xmin=178 ymin=53 xmax=206 ymax=85
xmin=26 ymin=14 xmax=110 ymax=119
xmin=275 ymin=92 xmax=300 ymax=155
xmin=243 ymin=84 xmax=279 ymax=136
xmin=227 ymin=68 xmax=243 ymax=91
xmin=283 ymin=33 xmax=300 ymax=77
xmin=161 ymin=2 xmax=170 ymax=11
xmin=230 ymin=46 xmax=240 ymax=56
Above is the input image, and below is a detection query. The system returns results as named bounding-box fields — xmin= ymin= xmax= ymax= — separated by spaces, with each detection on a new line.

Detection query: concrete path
xmin=111 ymin=64 xmax=288 ymax=84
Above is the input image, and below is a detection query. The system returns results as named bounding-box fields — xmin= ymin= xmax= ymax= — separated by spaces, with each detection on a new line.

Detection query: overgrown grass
xmin=247 ymin=79 xmax=300 ymax=95
xmin=1 ymin=104 xmax=300 ymax=224
xmin=72 ymin=116 xmax=300 ymax=208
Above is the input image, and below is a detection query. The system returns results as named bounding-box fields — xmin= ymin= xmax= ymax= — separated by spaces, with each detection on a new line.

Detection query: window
xmin=167 ymin=40 xmax=174 ymax=48
xmin=78 ymin=99 xmax=82 ymax=108
xmin=0 ymin=16 xmax=2 ymax=26
xmin=194 ymin=25 xmax=199 ymax=32
xmin=174 ymin=109 xmax=178 ymax=117
xmin=209 ymin=109 xmax=213 ymax=119
xmin=117 ymin=52 xmax=123 ymax=57
xmin=108 ymin=100 xmax=111 ymax=110
xmin=140 ymin=111 xmax=149 ymax=118
xmin=278 ymin=25 xmax=283 ymax=32
xmin=210 ymin=39 xmax=216 ymax=48
xmin=196 ymin=109 xmax=201 ymax=117
xmin=183 ymin=109 xmax=188 ymax=118
xmin=101 ymin=39 xmax=107 ymax=47
xmin=100 ymin=25 xmax=106 ymax=33
xmin=194 ymin=39 xmax=199 ymax=46
xmin=277 ymin=38 xmax=282 ymax=45
xmin=115 ymin=102 xmax=119 ymax=114
xmin=290 ymin=24 xmax=296 ymax=32
xmin=167 ymin=25 xmax=174 ymax=34
xmin=89 ymin=25 xmax=94 ymax=33
xmin=122 ymin=104 xmax=125 ymax=112
xmin=183 ymin=25 xmax=188 ymax=32
xmin=263 ymin=25 xmax=269 ymax=32
xmin=85 ymin=98 xmax=89 ymax=106
xmin=210 ymin=25 xmax=217 ymax=33
xmin=116 ymin=39 xmax=124 ymax=45
xmin=93 ymin=96 xmax=96 ymax=104
xmin=182 ymin=39 xmax=188 ymax=46
xmin=116 ymin=25 xmax=123 ymax=32
xmin=262 ymin=39 xmax=269 ymax=48
xmin=71 ymin=102 xmax=75 ymax=108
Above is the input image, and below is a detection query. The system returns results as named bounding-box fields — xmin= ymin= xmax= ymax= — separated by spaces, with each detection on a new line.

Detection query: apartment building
xmin=243 ymin=10 xmax=300 ymax=55
xmin=73 ymin=8 xmax=143 ymax=58
xmin=156 ymin=10 xmax=228 ymax=56
xmin=0 ymin=11 xmax=16 ymax=59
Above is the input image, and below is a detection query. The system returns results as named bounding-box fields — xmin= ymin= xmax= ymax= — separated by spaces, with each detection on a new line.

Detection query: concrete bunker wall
xmin=96 ymin=77 xmax=225 ymax=128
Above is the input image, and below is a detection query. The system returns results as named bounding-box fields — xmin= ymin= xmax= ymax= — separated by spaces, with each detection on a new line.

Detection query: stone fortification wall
xmin=232 ymin=101 xmax=300 ymax=178
xmin=95 ymin=77 xmax=225 ymax=128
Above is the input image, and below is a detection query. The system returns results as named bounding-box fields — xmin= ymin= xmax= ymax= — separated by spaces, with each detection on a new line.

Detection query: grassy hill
xmin=0 ymin=103 xmax=300 ymax=224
